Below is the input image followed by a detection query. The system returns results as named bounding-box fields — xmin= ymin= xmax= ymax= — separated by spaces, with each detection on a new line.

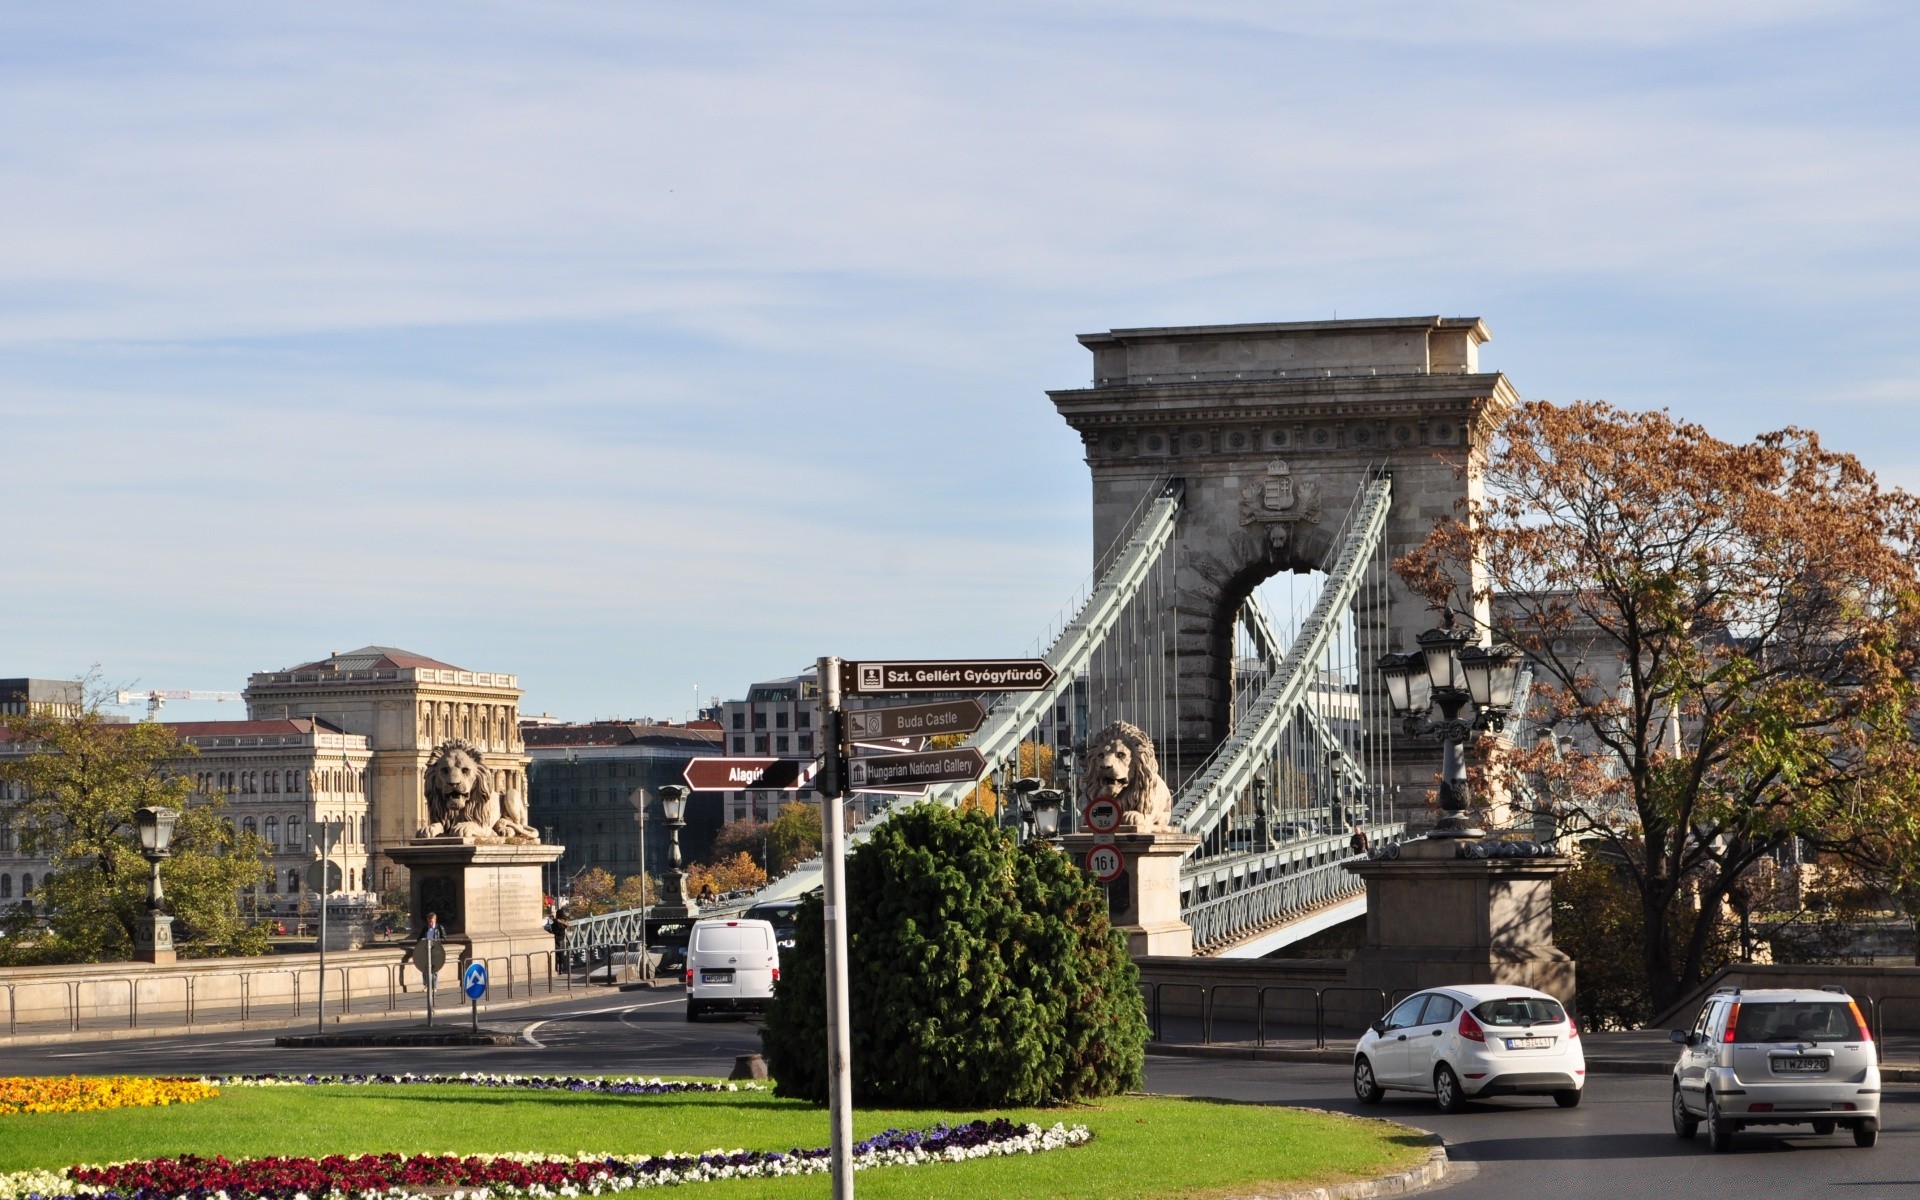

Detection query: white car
xmin=1353 ymin=984 xmax=1586 ymax=1112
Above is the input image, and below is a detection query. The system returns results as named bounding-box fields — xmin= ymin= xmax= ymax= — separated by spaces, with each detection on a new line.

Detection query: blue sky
xmin=4 ymin=2 xmax=1917 ymax=721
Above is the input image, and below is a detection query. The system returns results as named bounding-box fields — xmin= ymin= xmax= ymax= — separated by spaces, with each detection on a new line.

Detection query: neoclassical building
xmin=0 ymin=717 xmax=376 ymax=913
xmin=242 ymin=646 xmax=528 ymax=877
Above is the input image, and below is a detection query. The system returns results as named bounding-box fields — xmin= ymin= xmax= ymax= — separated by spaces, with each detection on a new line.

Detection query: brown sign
xmin=847 ymin=699 xmax=987 ymax=740
xmin=843 ymin=660 xmax=1055 ymax=695
xmin=682 ymin=757 xmax=817 ymax=791
xmin=846 ymin=747 xmax=986 ymax=790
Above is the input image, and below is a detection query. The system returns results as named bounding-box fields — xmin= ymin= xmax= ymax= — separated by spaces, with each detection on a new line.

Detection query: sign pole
xmin=315 ymin=821 xmax=331 ymax=1036
xmin=427 ymin=956 xmax=435 ymax=1027
xmin=816 ymin=656 xmax=854 ymax=1200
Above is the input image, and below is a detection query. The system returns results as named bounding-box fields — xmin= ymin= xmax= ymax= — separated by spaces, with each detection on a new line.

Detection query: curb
xmin=0 ymin=988 xmax=620 ymax=1048
xmin=274 ymin=1029 xmax=520 ymax=1047
xmin=1216 ymin=1123 xmax=1447 ymax=1200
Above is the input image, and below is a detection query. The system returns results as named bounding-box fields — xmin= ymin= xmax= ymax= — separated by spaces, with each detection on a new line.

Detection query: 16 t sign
xmin=1084 ymin=843 xmax=1125 ymax=883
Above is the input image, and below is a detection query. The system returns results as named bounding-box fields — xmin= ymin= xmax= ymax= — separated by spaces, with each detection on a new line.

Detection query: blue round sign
xmin=462 ymin=961 xmax=489 ymax=1000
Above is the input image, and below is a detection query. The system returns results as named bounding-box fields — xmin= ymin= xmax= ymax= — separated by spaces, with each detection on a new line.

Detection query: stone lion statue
xmin=1085 ymin=720 xmax=1173 ymax=832
xmin=417 ymin=738 xmax=539 ymax=842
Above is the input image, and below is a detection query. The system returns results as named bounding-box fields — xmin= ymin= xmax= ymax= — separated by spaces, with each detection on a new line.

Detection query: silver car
xmin=1670 ymin=986 xmax=1879 ymax=1151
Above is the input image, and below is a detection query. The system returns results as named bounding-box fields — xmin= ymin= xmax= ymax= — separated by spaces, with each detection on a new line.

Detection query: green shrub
xmin=761 ymin=804 xmax=1146 ymax=1106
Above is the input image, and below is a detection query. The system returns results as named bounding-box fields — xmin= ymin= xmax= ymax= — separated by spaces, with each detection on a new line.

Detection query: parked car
xmin=1353 ymin=984 xmax=1585 ymax=1112
xmin=684 ymin=917 xmax=779 ymax=1021
xmin=742 ymin=901 xmax=801 ymax=951
xmin=1669 ymin=986 xmax=1879 ymax=1151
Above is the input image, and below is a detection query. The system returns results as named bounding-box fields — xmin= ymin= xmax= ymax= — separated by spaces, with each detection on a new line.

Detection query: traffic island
xmin=272 ymin=1025 xmax=519 ymax=1047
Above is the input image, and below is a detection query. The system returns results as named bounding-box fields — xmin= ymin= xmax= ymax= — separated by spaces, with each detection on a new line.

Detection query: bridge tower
xmin=1050 ymin=316 xmax=1519 ymax=809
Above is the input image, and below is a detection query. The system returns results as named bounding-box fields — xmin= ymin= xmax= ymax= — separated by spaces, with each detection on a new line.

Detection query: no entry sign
xmin=1084 ymin=796 xmax=1122 ymax=834
xmin=1085 ymin=844 xmax=1125 ymax=884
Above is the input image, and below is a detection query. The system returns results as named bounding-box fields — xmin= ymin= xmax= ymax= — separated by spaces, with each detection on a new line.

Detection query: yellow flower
xmin=0 ymin=1077 xmax=218 ymax=1116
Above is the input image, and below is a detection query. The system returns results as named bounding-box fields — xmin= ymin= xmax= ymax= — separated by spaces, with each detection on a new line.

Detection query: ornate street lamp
xmin=132 ymin=806 xmax=179 ymax=963
xmin=655 ymin=785 xmax=697 ymax=918
xmin=1030 ymin=789 xmax=1064 ymax=842
xmin=1377 ymin=624 xmax=1524 ymax=838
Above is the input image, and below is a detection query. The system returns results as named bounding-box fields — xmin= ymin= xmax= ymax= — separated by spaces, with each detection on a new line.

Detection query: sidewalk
xmin=1148 ymin=1026 xmax=1920 ymax=1082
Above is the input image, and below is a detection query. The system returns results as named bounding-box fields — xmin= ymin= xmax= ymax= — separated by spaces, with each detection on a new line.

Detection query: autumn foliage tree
xmin=1400 ymin=401 xmax=1920 ymax=1013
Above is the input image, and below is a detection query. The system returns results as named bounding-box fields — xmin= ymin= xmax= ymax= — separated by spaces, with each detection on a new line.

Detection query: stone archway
xmin=1050 ymin=316 xmax=1517 ymax=793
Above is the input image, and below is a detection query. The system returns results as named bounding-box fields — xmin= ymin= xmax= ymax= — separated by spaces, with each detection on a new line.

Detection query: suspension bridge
xmin=565 ymin=316 xmax=1521 ymax=963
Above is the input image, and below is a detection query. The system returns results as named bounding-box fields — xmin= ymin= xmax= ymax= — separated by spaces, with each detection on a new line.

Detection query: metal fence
xmin=1139 ymin=978 xmax=1391 ymax=1049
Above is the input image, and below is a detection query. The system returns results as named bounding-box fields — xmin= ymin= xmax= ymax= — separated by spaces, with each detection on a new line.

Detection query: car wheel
xmin=685 ymin=1002 xmax=702 ymax=1022
xmin=1854 ymin=1122 xmax=1878 ymax=1148
xmin=1434 ymin=1064 xmax=1466 ymax=1114
xmin=1707 ymin=1094 xmax=1736 ymax=1153
xmin=1812 ymin=1120 xmax=1836 ymax=1135
xmin=1353 ymin=1057 xmax=1385 ymax=1104
xmin=1554 ymin=1089 xmax=1582 ymax=1109
xmin=1671 ymin=1087 xmax=1699 ymax=1139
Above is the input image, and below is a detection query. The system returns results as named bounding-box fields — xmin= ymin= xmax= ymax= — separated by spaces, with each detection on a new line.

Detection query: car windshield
xmin=1733 ymin=1001 xmax=1859 ymax=1043
xmin=1471 ymin=998 xmax=1566 ymax=1027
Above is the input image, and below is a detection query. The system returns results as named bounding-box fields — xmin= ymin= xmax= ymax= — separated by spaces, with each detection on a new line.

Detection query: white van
xmin=684 ymin=918 xmax=780 ymax=1020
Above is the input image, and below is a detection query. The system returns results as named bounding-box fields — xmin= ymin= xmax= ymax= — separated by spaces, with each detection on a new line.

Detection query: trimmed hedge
xmin=762 ymin=804 xmax=1147 ymax=1107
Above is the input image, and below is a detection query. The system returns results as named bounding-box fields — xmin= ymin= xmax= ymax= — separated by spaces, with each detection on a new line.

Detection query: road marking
xmin=522 ymin=999 xmax=677 ymax=1047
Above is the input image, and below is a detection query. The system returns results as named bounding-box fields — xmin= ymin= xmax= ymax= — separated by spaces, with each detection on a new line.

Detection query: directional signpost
xmin=462 ymin=961 xmax=489 ymax=1032
xmin=843 ymin=659 xmax=1055 ymax=695
xmin=682 ymin=757 xmax=818 ymax=791
xmin=846 ymin=747 xmax=986 ymax=791
xmin=846 ymin=698 xmax=986 ymax=741
xmin=812 ymin=656 xmax=1055 ymax=1200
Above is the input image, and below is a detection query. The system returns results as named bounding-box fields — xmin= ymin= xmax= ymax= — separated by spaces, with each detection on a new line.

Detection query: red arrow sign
xmin=682 ymin=757 xmax=818 ymax=791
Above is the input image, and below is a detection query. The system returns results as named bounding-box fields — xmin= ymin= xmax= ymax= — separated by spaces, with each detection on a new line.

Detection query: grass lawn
xmin=0 ymin=1082 xmax=1432 ymax=1199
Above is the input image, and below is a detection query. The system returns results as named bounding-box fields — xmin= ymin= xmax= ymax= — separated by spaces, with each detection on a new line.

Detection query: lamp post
xmin=1008 ymin=776 xmax=1041 ymax=844
xmin=1030 ymin=789 xmax=1064 ymax=842
xmin=132 ymin=806 xmax=179 ymax=964
xmin=654 ymin=785 xmax=697 ymax=919
xmin=1376 ymin=624 xmax=1523 ymax=838
xmin=1251 ymin=775 xmax=1271 ymax=850
xmin=1055 ymin=747 xmax=1077 ymax=834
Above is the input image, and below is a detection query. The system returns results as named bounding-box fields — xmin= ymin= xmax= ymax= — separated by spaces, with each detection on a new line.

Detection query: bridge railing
xmin=1139 ymin=979 xmax=1389 ymax=1048
xmin=1184 ymin=854 xmax=1363 ymax=954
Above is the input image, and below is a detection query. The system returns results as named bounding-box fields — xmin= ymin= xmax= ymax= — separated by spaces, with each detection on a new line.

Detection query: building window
xmin=798 ymin=733 xmax=813 ymax=754
xmin=243 ymin=816 xmax=258 ymax=836
xmin=20 ymin=874 xmax=31 ymax=895
xmin=287 ymin=770 xmax=300 ymax=793
xmin=775 ymin=736 xmax=789 ymax=754
xmin=732 ymin=712 xmax=744 ymax=730
xmin=776 ymin=711 xmax=789 ymax=730
xmin=266 ymin=873 xmax=278 ymax=894
xmin=287 ymin=816 xmax=302 ymax=848
xmin=0 ymin=875 xmax=9 ymax=899
xmin=287 ymin=869 xmax=301 ymax=893
xmin=754 ymin=736 xmax=769 ymax=754
xmin=753 ymin=712 xmax=767 ymax=730
xmin=264 ymin=816 xmax=279 ymax=848
xmin=732 ymin=737 xmax=746 ymax=753
xmin=797 ymin=711 xmax=811 ymax=729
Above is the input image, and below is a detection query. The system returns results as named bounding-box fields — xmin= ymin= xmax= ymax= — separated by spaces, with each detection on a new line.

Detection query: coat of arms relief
xmin=1239 ymin=459 xmax=1322 ymax=549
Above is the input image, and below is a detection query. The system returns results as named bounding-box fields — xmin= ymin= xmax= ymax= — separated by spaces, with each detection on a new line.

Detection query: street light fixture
xmin=1030 ymin=789 xmax=1064 ymax=841
xmin=655 ymin=785 xmax=697 ymax=918
xmin=131 ymin=806 xmax=179 ymax=963
xmin=1008 ymin=776 xmax=1041 ymax=843
xmin=1376 ymin=623 xmax=1524 ymax=838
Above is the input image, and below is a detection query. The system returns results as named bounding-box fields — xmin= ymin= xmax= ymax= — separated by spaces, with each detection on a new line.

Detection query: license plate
xmin=1506 ymin=1036 xmax=1553 ymax=1050
xmin=700 ymin=970 xmax=734 ymax=984
xmin=1774 ymin=1057 xmax=1828 ymax=1073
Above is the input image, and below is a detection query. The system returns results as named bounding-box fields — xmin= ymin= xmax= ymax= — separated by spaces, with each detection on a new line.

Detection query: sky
xmin=3 ymin=2 xmax=1917 ymax=722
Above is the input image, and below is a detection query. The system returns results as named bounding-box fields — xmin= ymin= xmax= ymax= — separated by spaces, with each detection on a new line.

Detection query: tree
xmin=764 ymin=802 xmax=822 ymax=875
xmin=1400 ymin=401 xmax=1920 ymax=1012
xmin=934 ymin=737 xmax=1054 ymax=816
xmin=565 ymin=867 xmax=618 ymax=916
xmin=687 ymin=852 xmax=766 ymax=898
xmin=761 ymin=804 xmax=1146 ymax=1106
xmin=613 ymin=872 xmax=663 ymax=911
xmin=711 ymin=817 xmax=768 ymax=869
xmin=0 ymin=690 xmax=269 ymax=963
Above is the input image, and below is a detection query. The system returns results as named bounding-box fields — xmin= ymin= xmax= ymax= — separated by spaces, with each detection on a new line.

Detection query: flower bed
xmin=0 ymin=1079 xmax=217 ymax=1118
xmin=202 ymin=1074 xmax=763 ymax=1097
xmin=0 ymin=1121 xmax=1090 ymax=1198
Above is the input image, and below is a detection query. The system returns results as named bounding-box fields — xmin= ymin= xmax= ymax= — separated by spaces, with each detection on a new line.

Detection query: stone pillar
xmin=1062 ymin=830 xmax=1200 ymax=957
xmin=132 ymin=912 xmax=176 ymax=965
xmin=1343 ymin=837 xmax=1575 ymax=1005
xmin=384 ymin=840 xmax=565 ymax=965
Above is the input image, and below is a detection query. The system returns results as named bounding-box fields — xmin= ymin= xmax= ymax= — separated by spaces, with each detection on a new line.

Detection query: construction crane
xmin=114 ymin=690 xmax=244 ymax=720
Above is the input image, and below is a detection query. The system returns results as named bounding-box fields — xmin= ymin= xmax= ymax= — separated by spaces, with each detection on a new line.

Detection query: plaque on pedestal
xmin=133 ymin=911 xmax=176 ymax=965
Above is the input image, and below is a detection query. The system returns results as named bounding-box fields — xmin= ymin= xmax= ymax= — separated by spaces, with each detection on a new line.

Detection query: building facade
xmin=0 ymin=679 xmax=83 ymax=719
xmin=523 ymin=720 xmax=722 ymax=893
xmin=241 ymin=646 xmax=528 ymax=878
xmin=718 ymin=673 xmax=821 ymax=823
xmin=0 ymin=718 xmax=376 ymax=914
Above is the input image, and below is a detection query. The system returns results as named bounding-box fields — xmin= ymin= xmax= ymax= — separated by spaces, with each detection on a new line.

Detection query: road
xmin=3 ymin=991 xmax=1915 ymax=1199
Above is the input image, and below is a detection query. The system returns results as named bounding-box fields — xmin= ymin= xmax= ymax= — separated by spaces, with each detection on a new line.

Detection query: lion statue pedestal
xmin=1063 ymin=720 xmax=1198 ymax=957
xmin=383 ymin=739 xmax=564 ymax=968
xmin=1061 ymin=829 xmax=1200 ymax=957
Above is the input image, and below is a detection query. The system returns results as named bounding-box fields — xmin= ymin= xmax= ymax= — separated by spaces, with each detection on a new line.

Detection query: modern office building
xmin=523 ymin=719 xmax=723 ymax=892
xmin=0 ymin=679 xmax=83 ymax=718
xmin=717 ymin=672 xmax=820 ymax=824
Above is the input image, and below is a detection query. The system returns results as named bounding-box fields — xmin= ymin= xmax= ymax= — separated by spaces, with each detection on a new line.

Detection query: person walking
xmin=1348 ymin=823 xmax=1369 ymax=856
